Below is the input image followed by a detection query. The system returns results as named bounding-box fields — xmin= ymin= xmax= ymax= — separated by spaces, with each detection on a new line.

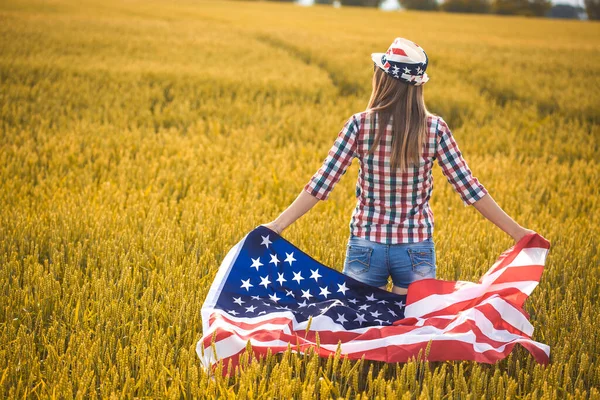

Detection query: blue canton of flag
xmin=211 ymin=225 xmax=405 ymax=328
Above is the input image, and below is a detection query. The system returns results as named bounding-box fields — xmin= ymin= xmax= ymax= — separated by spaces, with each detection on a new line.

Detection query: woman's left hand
xmin=261 ymin=221 xmax=283 ymax=235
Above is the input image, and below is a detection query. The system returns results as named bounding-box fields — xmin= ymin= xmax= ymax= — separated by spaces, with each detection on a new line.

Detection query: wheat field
xmin=1 ymin=0 xmax=599 ymax=398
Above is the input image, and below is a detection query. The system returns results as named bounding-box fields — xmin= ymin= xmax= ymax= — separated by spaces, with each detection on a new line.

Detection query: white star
xmin=377 ymin=299 xmax=388 ymax=304
xmin=284 ymin=252 xmax=296 ymax=266
xmin=385 ymin=320 xmax=391 ymax=324
xmin=268 ymin=293 xmax=281 ymax=303
xmin=337 ymin=282 xmax=349 ymax=295
xmin=245 ymin=305 xmax=257 ymax=313
xmin=251 ymin=295 xmax=261 ymax=300
xmin=228 ymin=309 xmax=238 ymax=315
xmin=370 ymin=310 xmax=382 ymax=318
xmin=276 ymin=272 xmax=286 ymax=286
xmin=260 ymin=235 xmax=272 ymax=248
xmin=348 ymin=298 xmax=358 ymax=304
xmin=233 ymin=297 xmax=245 ymax=306
xmin=319 ymin=286 xmax=331 ymax=298
xmin=285 ymin=289 xmax=294 ymax=297
xmin=301 ymin=289 xmax=313 ymax=300
xmin=269 ymin=253 xmax=280 ymax=266
xmin=387 ymin=308 xmax=397 ymax=317
xmin=417 ymin=66 xmax=423 ymax=74
xmin=354 ymin=313 xmax=367 ymax=325
xmin=358 ymin=304 xmax=370 ymax=311
xmin=395 ymin=300 xmax=405 ymax=308
xmin=309 ymin=268 xmax=322 ymax=282
xmin=403 ymin=66 xmax=411 ymax=74
xmin=258 ymin=311 xmax=266 ymax=315
xmin=250 ymin=257 xmax=263 ymax=270
xmin=298 ymin=300 xmax=308 ymax=308
xmin=366 ymin=293 xmax=377 ymax=301
xmin=292 ymin=271 xmax=304 ymax=284
xmin=259 ymin=275 xmax=271 ymax=288
xmin=336 ymin=313 xmax=348 ymax=324
xmin=240 ymin=279 xmax=253 ymax=291
xmin=392 ymin=65 xmax=400 ymax=74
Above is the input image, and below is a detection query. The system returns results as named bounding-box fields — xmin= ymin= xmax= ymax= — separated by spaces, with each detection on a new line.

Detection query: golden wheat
xmin=0 ymin=0 xmax=599 ymax=398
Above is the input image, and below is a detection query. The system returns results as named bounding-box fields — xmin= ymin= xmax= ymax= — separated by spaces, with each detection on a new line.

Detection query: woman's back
xmin=303 ymin=110 xmax=488 ymax=244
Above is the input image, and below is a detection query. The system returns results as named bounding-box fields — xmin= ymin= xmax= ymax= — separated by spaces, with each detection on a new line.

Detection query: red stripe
xmin=411 ymin=288 xmax=531 ymax=319
xmin=492 ymin=265 xmax=544 ymax=285
xmin=390 ymin=48 xmax=408 ymax=56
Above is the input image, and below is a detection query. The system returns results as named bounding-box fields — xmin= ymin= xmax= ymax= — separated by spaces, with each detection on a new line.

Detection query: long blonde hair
xmin=366 ymin=65 xmax=432 ymax=173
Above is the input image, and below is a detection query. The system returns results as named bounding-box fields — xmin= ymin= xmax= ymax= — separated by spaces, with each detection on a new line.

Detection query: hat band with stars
xmin=378 ymin=54 xmax=429 ymax=86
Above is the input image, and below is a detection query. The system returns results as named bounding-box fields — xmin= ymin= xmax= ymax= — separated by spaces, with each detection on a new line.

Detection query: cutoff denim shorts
xmin=342 ymin=233 xmax=436 ymax=289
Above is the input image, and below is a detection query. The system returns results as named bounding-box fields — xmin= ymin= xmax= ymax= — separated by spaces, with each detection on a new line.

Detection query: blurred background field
xmin=1 ymin=0 xmax=599 ymax=398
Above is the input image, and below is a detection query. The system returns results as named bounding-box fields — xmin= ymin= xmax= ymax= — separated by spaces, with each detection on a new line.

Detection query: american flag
xmin=196 ymin=226 xmax=551 ymax=376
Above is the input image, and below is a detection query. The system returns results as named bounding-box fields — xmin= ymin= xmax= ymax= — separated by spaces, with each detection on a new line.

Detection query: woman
xmin=262 ymin=37 xmax=534 ymax=295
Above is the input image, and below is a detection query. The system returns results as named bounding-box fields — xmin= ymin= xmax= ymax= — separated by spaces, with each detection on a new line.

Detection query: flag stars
xmin=245 ymin=305 xmax=257 ymax=313
xmin=276 ymin=272 xmax=286 ymax=286
xmin=370 ymin=310 xmax=382 ymax=318
xmin=284 ymin=252 xmax=297 ymax=266
xmin=336 ymin=313 xmax=348 ymax=325
xmin=268 ymin=293 xmax=281 ymax=303
xmin=377 ymin=299 xmax=388 ymax=304
xmin=358 ymin=304 xmax=370 ymax=311
xmin=337 ymin=282 xmax=349 ymax=295
xmin=240 ymin=279 xmax=253 ymax=291
xmin=319 ymin=286 xmax=331 ymax=298
xmin=301 ymin=289 xmax=313 ymax=300
xmin=260 ymin=235 xmax=272 ymax=248
xmin=298 ymin=300 xmax=308 ymax=308
xmin=417 ymin=66 xmax=423 ymax=74
xmin=354 ymin=313 xmax=367 ymax=326
xmin=387 ymin=308 xmax=397 ymax=317
xmin=348 ymin=298 xmax=358 ymax=304
xmin=285 ymin=289 xmax=294 ymax=297
xmin=269 ymin=253 xmax=280 ymax=266
xmin=259 ymin=275 xmax=271 ymax=288
xmin=366 ymin=293 xmax=377 ymax=301
xmin=233 ymin=297 xmax=245 ymax=306
xmin=292 ymin=271 xmax=304 ymax=284
xmin=395 ymin=300 xmax=405 ymax=308
xmin=250 ymin=257 xmax=263 ymax=270
xmin=228 ymin=309 xmax=239 ymax=315
xmin=310 ymin=268 xmax=322 ymax=282
xmin=251 ymin=295 xmax=261 ymax=300
xmin=403 ymin=66 xmax=411 ymax=74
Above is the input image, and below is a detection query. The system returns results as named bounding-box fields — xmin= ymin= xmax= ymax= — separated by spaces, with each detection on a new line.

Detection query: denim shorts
xmin=342 ymin=233 xmax=436 ymax=289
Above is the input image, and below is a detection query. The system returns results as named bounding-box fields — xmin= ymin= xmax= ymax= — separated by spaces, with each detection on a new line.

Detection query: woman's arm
xmin=471 ymin=193 xmax=535 ymax=243
xmin=264 ymin=190 xmax=320 ymax=234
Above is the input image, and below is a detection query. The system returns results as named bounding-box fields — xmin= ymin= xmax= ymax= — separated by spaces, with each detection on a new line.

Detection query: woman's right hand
xmin=511 ymin=227 xmax=536 ymax=244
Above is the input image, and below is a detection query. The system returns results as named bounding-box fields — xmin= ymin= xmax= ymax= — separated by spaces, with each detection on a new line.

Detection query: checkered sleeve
xmin=303 ymin=114 xmax=359 ymax=201
xmin=435 ymin=117 xmax=488 ymax=207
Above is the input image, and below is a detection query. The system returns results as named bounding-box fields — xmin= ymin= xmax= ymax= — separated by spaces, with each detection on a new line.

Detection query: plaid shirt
xmin=303 ymin=110 xmax=488 ymax=244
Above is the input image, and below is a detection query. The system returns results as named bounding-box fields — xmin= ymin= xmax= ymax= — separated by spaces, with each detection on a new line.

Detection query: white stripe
xmin=480 ymin=247 xmax=548 ymax=283
xmin=484 ymin=296 xmax=534 ymax=336
xmin=200 ymin=231 xmax=248 ymax=333
xmin=405 ymin=281 xmax=539 ymax=318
